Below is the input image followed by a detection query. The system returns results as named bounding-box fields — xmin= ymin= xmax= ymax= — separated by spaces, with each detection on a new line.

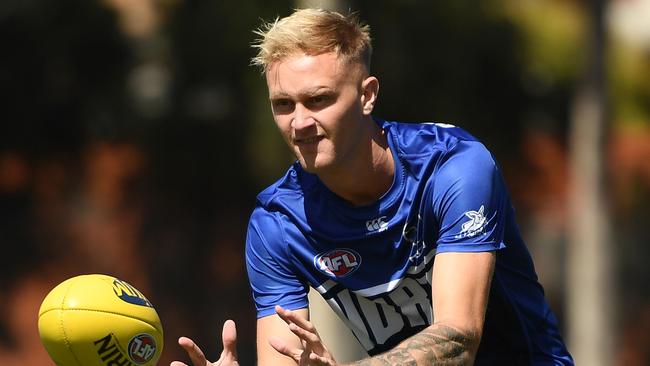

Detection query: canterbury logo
xmin=366 ymin=216 xmax=388 ymax=232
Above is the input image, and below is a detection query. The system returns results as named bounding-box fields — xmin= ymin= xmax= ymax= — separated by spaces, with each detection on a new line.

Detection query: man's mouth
xmin=295 ymin=136 xmax=323 ymax=145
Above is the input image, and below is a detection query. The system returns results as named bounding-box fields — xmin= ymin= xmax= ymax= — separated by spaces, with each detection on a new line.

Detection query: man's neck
xmin=317 ymin=122 xmax=395 ymax=207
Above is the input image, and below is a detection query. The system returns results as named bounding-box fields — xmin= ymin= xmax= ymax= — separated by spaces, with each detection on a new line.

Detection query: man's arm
xmin=258 ymin=308 xmax=310 ymax=365
xmin=347 ymin=251 xmax=495 ymax=366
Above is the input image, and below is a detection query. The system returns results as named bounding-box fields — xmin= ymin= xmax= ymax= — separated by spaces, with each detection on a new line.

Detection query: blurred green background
xmin=1 ymin=0 xmax=648 ymax=365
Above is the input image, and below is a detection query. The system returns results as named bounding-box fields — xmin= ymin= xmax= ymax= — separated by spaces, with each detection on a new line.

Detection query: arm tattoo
xmin=347 ymin=324 xmax=478 ymax=366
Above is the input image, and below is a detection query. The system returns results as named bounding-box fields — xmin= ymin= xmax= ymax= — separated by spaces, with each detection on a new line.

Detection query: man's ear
xmin=361 ymin=76 xmax=379 ymax=115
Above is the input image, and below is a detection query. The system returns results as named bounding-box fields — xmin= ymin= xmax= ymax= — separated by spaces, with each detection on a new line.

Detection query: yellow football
xmin=38 ymin=274 xmax=164 ymax=366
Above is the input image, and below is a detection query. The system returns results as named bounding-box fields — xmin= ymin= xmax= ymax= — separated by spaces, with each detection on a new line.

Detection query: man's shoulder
xmin=255 ymin=162 xmax=318 ymax=210
xmin=381 ymin=120 xmax=480 ymax=155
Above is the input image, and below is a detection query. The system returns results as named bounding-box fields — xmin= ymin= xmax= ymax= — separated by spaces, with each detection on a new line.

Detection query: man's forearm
xmin=345 ymin=324 xmax=479 ymax=366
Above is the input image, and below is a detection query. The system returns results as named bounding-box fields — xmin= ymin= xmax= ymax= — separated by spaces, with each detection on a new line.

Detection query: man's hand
xmin=170 ymin=319 xmax=239 ymax=366
xmin=269 ymin=305 xmax=338 ymax=366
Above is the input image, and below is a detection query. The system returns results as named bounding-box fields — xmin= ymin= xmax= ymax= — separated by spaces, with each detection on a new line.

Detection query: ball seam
xmin=41 ymin=307 xmax=164 ymax=336
xmin=60 ymin=278 xmax=84 ymax=366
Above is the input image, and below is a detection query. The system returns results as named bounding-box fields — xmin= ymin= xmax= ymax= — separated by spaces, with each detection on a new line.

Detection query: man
xmin=171 ymin=8 xmax=574 ymax=366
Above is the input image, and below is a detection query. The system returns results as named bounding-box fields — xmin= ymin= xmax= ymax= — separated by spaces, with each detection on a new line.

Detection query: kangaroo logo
xmin=456 ymin=205 xmax=488 ymax=239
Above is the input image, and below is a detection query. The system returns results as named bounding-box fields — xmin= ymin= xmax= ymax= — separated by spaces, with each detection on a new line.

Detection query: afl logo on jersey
xmin=314 ymin=249 xmax=361 ymax=278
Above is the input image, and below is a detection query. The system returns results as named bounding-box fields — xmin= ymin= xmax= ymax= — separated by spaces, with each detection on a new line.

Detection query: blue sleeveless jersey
xmin=245 ymin=119 xmax=573 ymax=365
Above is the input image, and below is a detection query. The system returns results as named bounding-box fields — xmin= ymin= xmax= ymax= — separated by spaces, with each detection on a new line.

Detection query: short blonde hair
xmin=251 ymin=8 xmax=372 ymax=73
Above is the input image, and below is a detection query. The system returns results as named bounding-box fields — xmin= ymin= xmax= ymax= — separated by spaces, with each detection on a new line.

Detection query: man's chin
xmin=298 ymin=160 xmax=317 ymax=173
xmin=297 ymin=156 xmax=325 ymax=174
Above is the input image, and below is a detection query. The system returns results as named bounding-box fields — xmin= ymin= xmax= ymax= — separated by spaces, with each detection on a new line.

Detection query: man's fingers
xmin=288 ymin=322 xmax=323 ymax=347
xmin=222 ymin=319 xmax=237 ymax=350
xmin=276 ymin=307 xmax=325 ymax=354
xmin=219 ymin=319 xmax=238 ymax=363
xmin=268 ymin=336 xmax=303 ymax=362
xmin=175 ymin=321 xmax=239 ymax=366
xmin=309 ymin=352 xmax=336 ymax=366
xmin=275 ymin=305 xmax=316 ymax=332
xmin=271 ymin=308 xmax=337 ymax=365
xmin=177 ymin=337 xmax=208 ymax=366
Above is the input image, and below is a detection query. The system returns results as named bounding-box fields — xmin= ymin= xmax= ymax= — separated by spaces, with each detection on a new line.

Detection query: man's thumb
xmin=222 ymin=319 xmax=238 ymax=354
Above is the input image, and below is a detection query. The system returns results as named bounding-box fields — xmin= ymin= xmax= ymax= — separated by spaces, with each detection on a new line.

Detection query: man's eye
xmin=273 ymin=99 xmax=294 ymax=110
xmin=309 ymin=95 xmax=330 ymax=106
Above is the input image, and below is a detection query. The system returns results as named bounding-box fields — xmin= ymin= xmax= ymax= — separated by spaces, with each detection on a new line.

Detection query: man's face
xmin=266 ymin=52 xmax=371 ymax=173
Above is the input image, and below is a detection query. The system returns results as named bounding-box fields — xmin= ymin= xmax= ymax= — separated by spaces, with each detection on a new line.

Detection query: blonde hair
xmin=251 ymin=8 xmax=372 ymax=73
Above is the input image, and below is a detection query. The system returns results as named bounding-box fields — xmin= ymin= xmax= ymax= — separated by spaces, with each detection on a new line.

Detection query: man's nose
xmin=292 ymin=104 xmax=315 ymax=130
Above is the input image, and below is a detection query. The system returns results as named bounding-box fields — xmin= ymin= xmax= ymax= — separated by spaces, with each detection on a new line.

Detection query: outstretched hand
xmin=170 ymin=319 xmax=239 ymax=366
xmin=269 ymin=305 xmax=338 ymax=366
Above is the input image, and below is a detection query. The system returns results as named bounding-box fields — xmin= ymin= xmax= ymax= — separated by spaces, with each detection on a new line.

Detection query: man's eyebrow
xmin=303 ymin=86 xmax=333 ymax=94
xmin=269 ymin=91 xmax=290 ymax=99
xmin=269 ymin=86 xmax=334 ymax=99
